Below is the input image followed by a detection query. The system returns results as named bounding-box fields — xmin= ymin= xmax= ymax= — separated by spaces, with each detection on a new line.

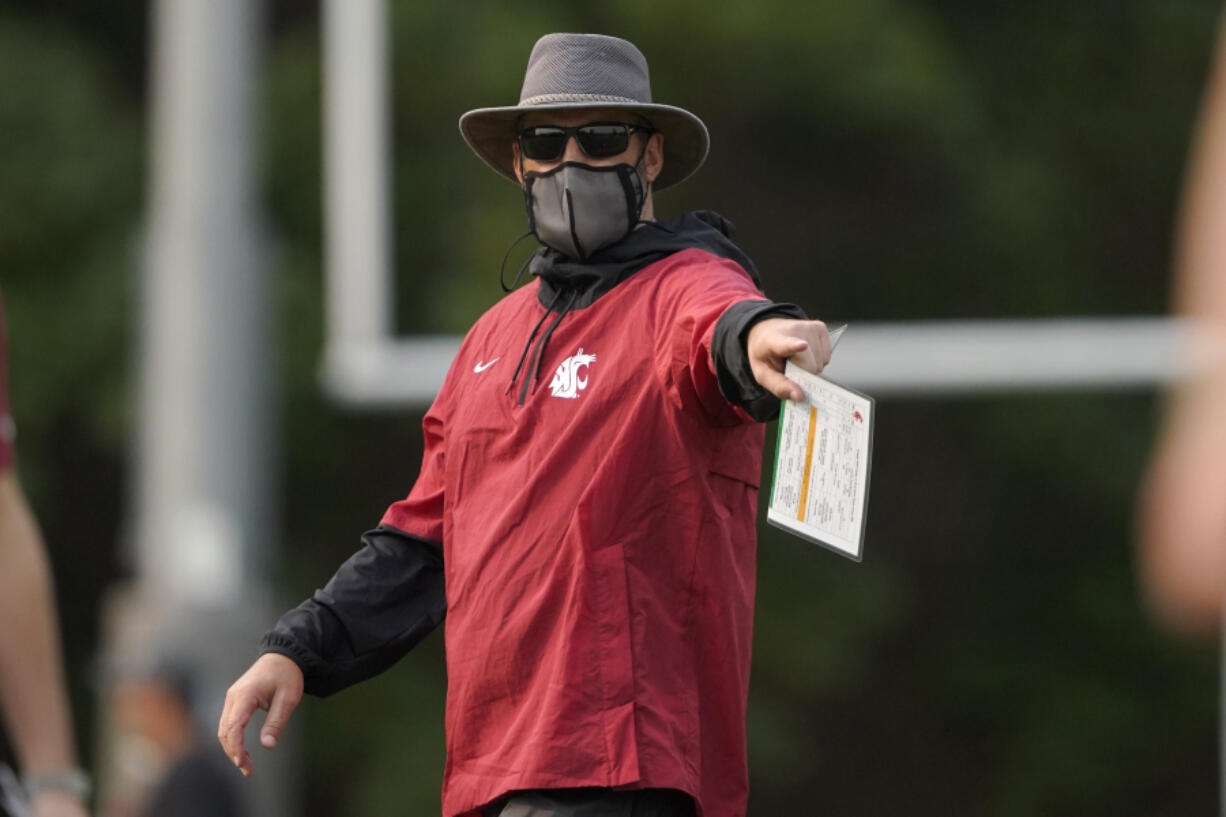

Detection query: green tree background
xmin=0 ymin=1 xmax=1220 ymax=814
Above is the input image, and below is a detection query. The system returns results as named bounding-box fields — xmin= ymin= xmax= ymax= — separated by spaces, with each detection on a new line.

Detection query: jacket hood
xmin=505 ymin=210 xmax=761 ymax=406
xmin=530 ymin=210 xmax=761 ymax=309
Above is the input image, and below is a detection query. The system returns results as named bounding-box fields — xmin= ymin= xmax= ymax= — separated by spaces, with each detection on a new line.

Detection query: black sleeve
xmin=712 ymin=299 xmax=808 ymax=422
xmin=259 ymin=524 xmax=446 ymax=697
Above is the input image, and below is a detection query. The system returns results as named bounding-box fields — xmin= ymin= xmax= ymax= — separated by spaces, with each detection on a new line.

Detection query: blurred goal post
xmin=320 ymin=0 xmax=1199 ymax=409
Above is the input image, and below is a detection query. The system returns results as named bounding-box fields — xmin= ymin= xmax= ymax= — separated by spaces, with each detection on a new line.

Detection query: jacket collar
xmin=530 ymin=210 xmax=760 ymax=310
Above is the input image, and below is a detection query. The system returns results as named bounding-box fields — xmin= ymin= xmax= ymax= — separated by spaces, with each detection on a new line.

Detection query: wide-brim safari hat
xmin=459 ymin=33 xmax=709 ymax=191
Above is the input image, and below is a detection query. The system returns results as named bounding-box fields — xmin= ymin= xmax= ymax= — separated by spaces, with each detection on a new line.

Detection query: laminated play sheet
xmin=767 ymin=351 xmax=874 ymax=561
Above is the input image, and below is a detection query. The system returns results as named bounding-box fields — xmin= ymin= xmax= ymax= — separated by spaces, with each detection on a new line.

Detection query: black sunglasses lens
xmin=519 ymin=124 xmax=636 ymax=161
xmin=520 ymin=128 xmax=568 ymax=160
xmin=576 ymin=125 xmax=630 ymax=157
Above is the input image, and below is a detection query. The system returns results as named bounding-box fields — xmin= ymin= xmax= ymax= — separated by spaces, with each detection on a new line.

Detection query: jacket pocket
xmin=590 ymin=541 xmax=641 ymax=785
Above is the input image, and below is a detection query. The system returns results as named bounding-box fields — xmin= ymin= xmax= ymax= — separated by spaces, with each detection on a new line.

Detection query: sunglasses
xmin=518 ymin=122 xmax=654 ymax=161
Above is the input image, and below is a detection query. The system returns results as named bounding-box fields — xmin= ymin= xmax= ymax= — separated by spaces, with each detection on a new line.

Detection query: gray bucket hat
xmin=459 ymin=33 xmax=710 ymax=191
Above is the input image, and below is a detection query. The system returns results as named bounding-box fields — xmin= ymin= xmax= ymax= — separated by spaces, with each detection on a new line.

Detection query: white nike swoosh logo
xmin=473 ymin=358 xmax=500 ymax=373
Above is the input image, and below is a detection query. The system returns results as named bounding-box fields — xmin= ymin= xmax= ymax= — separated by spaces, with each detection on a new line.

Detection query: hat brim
xmin=459 ymin=101 xmax=709 ymax=191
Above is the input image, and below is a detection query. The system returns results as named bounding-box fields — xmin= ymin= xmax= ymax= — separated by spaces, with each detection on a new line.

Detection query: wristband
xmin=22 ymin=768 xmax=92 ymax=801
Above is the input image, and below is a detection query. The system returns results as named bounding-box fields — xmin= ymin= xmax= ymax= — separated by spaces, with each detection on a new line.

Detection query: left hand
xmin=746 ymin=318 xmax=832 ymax=402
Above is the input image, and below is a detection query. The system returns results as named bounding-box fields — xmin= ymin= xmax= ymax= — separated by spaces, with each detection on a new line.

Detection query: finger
xmin=236 ymin=748 xmax=253 ymax=778
xmin=260 ymin=685 xmax=301 ymax=749
xmin=763 ymin=333 xmax=809 ymax=360
xmin=754 ymin=365 xmax=804 ymax=402
xmin=219 ymin=691 xmax=261 ymax=776
xmin=815 ymin=331 xmax=832 ymax=368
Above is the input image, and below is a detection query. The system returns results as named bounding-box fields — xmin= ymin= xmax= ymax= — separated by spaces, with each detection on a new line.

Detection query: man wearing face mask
xmin=219 ymin=33 xmax=831 ymax=817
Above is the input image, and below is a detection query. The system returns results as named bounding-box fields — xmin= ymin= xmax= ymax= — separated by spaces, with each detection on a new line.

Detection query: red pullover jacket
xmin=263 ymin=212 xmax=807 ymax=817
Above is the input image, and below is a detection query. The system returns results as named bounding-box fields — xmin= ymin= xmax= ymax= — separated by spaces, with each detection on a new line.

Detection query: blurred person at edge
xmin=103 ymin=664 xmax=243 ymax=817
xmin=1139 ymin=9 xmax=1226 ymax=635
xmin=219 ymin=33 xmax=833 ymax=817
xmin=0 ymin=293 xmax=92 ymax=817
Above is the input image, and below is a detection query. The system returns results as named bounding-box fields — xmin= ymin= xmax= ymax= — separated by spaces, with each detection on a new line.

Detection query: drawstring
xmin=506 ymin=286 xmax=566 ymax=398
xmin=519 ymin=288 xmax=579 ymax=404
xmin=499 ymin=231 xmax=537 ymax=293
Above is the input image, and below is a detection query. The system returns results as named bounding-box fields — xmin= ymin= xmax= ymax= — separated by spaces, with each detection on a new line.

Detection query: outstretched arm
xmin=1138 ymin=8 xmax=1226 ymax=634
xmin=0 ymin=473 xmax=90 ymax=817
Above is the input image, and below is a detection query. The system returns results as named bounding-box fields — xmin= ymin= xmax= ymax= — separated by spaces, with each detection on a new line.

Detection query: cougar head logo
xmin=549 ymin=348 xmax=597 ymax=399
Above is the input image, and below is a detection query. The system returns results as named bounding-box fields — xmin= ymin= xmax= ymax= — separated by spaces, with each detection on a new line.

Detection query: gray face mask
xmin=522 ymin=161 xmax=646 ymax=261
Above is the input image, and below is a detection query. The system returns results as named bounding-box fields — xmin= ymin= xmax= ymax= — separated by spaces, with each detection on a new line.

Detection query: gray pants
xmin=488 ymin=788 xmax=696 ymax=817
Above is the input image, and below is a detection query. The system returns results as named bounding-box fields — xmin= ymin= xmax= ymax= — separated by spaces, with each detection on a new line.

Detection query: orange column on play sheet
xmin=797 ymin=406 xmax=817 ymax=522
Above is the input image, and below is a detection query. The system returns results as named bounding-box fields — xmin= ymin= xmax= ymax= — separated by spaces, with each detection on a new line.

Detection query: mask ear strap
xmin=515 ymin=138 xmax=535 ymax=187
xmin=499 ymin=231 xmax=538 ymax=293
xmin=518 ymin=143 xmax=547 ymax=259
xmin=630 ymin=135 xmax=653 ymax=215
